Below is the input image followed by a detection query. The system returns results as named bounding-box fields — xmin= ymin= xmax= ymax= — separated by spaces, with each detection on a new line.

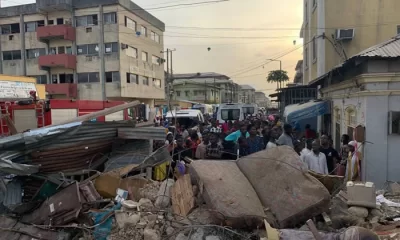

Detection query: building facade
xmin=255 ymin=91 xmax=270 ymax=108
xmin=172 ymin=72 xmax=239 ymax=104
xmin=0 ymin=0 xmax=165 ymax=105
xmin=238 ymin=85 xmax=255 ymax=104
xmin=293 ymin=60 xmax=303 ymax=84
xmin=301 ymin=0 xmax=400 ymax=84
xmin=311 ymin=36 xmax=400 ymax=187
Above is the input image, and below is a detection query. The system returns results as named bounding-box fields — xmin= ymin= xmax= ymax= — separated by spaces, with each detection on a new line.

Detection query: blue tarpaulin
xmin=284 ymin=100 xmax=330 ymax=123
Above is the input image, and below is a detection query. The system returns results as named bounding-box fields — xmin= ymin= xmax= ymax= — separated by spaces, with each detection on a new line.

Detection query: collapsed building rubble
xmin=0 ymin=106 xmax=397 ymax=239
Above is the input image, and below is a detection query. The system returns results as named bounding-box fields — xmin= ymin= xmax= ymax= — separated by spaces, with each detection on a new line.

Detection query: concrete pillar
xmin=20 ymin=14 xmax=26 ymax=76
xmin=71 ymin=9 xmax=78 ymax=84
xmin=99 ymin=5 xmax=106 ymax=100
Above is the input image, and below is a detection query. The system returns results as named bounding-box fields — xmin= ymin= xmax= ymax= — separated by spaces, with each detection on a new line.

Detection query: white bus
xmin=192 ymin=104 xmax=213 ymax=116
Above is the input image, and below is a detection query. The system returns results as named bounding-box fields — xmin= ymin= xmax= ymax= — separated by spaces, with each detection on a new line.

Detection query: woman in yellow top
xmin=345 ymin=141 xmax=362 ymax=182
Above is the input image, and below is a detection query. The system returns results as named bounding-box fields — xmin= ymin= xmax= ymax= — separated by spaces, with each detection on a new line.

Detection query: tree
xmin=267 ymin=70 xmax=290 ymax=89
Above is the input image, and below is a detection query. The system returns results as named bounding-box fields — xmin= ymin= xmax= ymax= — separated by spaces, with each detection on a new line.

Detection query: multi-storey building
xmin=255 ymin=91 xmax=270 ymax=108
xmin=172 ymin=72 xmax=239 ymax=104
xmin=238 ymin=85 xmax=255 ymax=104
xmin=293 ymin=60 xmax=303 ymax=84
xmin=301 ymin=0 xmax=400 ymax=85
xmin=0 ymin=0 xmax=165 ymax=105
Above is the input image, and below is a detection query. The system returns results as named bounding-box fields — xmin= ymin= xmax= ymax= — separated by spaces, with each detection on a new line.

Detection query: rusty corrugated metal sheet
xmin=357 ymin=35 xmax=400 ymax=58
xmin=118 ymin=126 xmax=167 ymax=141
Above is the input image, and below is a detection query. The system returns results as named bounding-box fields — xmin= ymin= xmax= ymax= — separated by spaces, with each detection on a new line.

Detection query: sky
xmin=4 ymin=0 xmax=303 ymax=97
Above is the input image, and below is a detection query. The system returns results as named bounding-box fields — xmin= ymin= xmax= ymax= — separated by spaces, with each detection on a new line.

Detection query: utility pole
xmin=213 ymin=77 xmax=216 ymax=103
xmin=204 ymin=80 xmax=207 ymax=103
xmin=161 ymin=48 xmax=176 ymax=110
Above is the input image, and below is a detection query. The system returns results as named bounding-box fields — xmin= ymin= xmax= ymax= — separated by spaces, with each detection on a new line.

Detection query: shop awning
xmin=284 ymin=100 xmax=330 ymax=123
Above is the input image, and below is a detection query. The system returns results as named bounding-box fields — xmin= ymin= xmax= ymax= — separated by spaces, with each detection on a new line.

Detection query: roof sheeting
xmin=284 ymin=100 xmax=330 ymax=123
xmin=355 ymin=35 xmax=400 ymax=58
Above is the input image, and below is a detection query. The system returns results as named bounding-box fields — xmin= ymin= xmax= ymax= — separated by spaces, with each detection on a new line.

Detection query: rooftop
xmin=240 ymin=84 xmax=255 ymax=90
xmin=310 ymin=35 xmax=400 ymax=85
xmin=0 ymin=0 xmax=165 ymax=31
xmin=173 ymin=72 xmax=230 ymax=79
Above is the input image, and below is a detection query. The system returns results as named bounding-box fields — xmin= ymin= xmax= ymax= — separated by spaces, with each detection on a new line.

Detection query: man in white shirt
xmin=304 ymin=140 xmax=329 ymax=175
xmin=300 ymin=139 xmax=312 ymax=163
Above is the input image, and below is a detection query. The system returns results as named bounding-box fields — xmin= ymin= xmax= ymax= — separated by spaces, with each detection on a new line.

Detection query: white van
xmin=166 ymin=109 xmax=205 ymax=127
xmin=242 ymin=103 xmax=258 ymax=117
xmin=217 ymin=103 xmax=244 ymax=124
xmin=192 ymin=104 xmax=213 ymax=116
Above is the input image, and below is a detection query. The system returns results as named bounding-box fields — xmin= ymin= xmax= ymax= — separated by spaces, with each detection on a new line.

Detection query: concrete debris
xmin=144 ymin=228 xmax=161 ymax=240
xmin=139 ymin=181 xmax=162 ymax=202
xmin=155 ymin=179 xmax=175 ymax=208
xmin=348 ymin=206 xmax=369 ymax=218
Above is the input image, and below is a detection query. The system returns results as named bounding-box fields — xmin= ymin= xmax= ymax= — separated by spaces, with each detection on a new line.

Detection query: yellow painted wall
xmin=324 ymin=0 xmax=400 ymax=77
xmin=303 ymin=0 xmax=400 ymax=84
xmin=0 ymin=75 xmax=46 ymax=99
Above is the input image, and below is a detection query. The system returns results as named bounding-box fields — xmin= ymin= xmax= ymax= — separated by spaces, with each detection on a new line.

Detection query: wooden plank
xmin=171 ymin=174 xmax=195 ymax=217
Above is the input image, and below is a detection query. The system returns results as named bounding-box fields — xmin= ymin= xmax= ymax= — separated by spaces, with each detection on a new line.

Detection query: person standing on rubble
xmin=345 ymin=141 xmax=362 ymax=181
xmin=303 ymin=140 xmax=328 ymax=175
xmin=320 ymin=135 xmax=340 ymax=174
xmin=276 ymin=124 xmax=294 ymax=148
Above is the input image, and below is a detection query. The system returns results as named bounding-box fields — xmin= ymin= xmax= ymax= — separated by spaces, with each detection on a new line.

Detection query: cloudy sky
xmin=135 ymin=0 xmax=304 ymax=97
xmin=5 ymin=0 xmax=303 ymax=97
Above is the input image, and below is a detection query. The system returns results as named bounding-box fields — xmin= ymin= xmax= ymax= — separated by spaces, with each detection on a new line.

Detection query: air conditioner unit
xmin=336 ymin=29 xmax=355 ymax=40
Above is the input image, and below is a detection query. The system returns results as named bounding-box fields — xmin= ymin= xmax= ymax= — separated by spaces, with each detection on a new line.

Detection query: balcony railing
xmin=37 ymin=24 xmax=75 ymax=41
xmin=38 ymin=54 xmax=77 ymax=70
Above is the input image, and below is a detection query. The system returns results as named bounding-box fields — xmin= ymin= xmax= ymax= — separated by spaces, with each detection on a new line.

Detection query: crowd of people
xmin=156 ymin=115 xmax=361 ymax=182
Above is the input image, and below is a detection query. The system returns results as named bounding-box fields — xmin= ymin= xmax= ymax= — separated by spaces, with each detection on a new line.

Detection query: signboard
xmin=0 ymin=81 xmax=37 ymax=99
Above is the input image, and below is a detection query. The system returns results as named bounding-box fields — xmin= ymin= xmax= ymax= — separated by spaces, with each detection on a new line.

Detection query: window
xmin=56 ymin=18 xmax=64 ymax=25
xmin=221 ymin=109 xmax=240 ymax=120
xmin=397 ymin=25 xmax=400 ymax=35
xmin=104 ymin=42 xmax=118 ymax=53
xmin=31 ymin=75 xmax=47 ymax=84
xmin=25 ymin=22 xmax=36 ymax=32
xmin=142 ymin=76 xmax=149 ymax=85
xmin=77 ymin=44 xmax=99 ymax=55
xmin=77 ymin=72 xmax=99 ymax=83
xmin=26 ymin=48 xmax=46 ymax=59
xmin=66 ymin=46 xmax=72 ymax=54
xmin=312 ymin=37 xmax=317 ymax=61
xmin=126 ymin=73 xmax=138 ymax=84
xmin=176 ymin=91 xmax=181 ymax=97
xmin=141 ymin=26 xmax=147 ymax=36
xmin=1 ymin=23 xmax=20 ymax=34
xmin=49 ymin=47 xmax=57 ymax=55
xmin=3 ymin=50 xmax=21 ymax=60
xmin=76 ymin=15 xmax=98 ymax=27
xmin=103 ymin=12 xmax=117 ymax=24
xmin=153 ymin=78 xmax=161 ymax=88
xmin=105 ymin=71 xmax=120 ymax=82
xmin=389 ymin=111 xmax=400 ymax=134
xmin=126 ymin=46 xmax=138 ymax=58
xmin=125 ymin=17 xmax=136 ymax=31
xmin=58 ymin=46 xmax=65 ymax=54
xmin=142 ymin=51 xmax=148 ymax=62
xmin=152 ymin=55 xmax=161 ymax=65
xmin=185 ymin=90 xmax=190 ymax=96
xmin=48 ymin=20 xmax=54 ymax=25
xmin=51 ymin=74 xmax=58 ymax=83
xmin=151 ymin=31 xmax=160 ymax=43
xmin=304 ymin=48 xmax=309 ymax=68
